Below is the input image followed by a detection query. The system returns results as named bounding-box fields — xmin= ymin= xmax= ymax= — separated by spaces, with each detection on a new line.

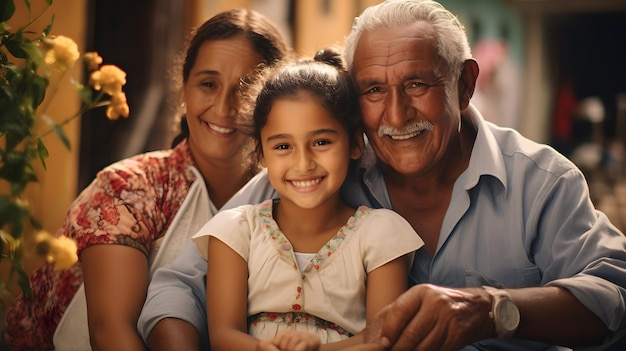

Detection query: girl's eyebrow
xmin=265 ymin=133 xmax=289 ymax=142
xmin=311 ymin=128 xmax=340 ymax=136
xmin=264 ymin=128 xmax=339 ymax=143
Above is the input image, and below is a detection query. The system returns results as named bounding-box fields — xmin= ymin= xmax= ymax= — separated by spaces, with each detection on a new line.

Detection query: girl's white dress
xmin=193 ymin=199 xmax=424 ymax=343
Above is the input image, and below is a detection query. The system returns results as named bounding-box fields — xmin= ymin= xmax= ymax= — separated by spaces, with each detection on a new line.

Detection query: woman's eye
xmin=201 ymin=81 xmax=217 ymax=89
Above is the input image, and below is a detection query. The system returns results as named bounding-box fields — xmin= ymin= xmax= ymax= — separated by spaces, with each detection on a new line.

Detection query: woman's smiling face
xmin=184 ymin=36 xmax=263 ymax=165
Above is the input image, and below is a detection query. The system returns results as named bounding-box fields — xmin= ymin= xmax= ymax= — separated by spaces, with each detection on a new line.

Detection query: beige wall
xmin=294 ymin=1 xmax=356 ymax=57
xmin=194 ymin=0 xmax=384 ymax=58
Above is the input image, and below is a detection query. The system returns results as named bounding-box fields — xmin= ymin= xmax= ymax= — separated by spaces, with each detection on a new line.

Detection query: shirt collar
xmin=357 ymin=103 xmax=509 ymax=200
xmin=463 ymin=103 xmax=508 ymax=192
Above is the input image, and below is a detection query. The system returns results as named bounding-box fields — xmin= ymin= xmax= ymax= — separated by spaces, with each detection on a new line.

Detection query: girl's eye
xmin=274 ymin=144 xmax=290 ymax=150
xmin=314 ymin=140 xmax=331 ymax=147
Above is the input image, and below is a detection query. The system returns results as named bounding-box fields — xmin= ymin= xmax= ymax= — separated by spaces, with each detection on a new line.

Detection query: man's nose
xmin=384 ymin=88 xmax=412 ymax=127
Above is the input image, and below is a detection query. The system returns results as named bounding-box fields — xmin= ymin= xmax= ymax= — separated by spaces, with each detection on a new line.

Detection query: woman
xmin=4 ymin=9 xmax=289 ymax=351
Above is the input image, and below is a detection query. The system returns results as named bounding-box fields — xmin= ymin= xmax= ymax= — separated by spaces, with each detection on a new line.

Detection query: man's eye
xmin=366 ymin=86 xmax=382 ymax=94
xmin=408 ymin=81 xmax=428 ymax=90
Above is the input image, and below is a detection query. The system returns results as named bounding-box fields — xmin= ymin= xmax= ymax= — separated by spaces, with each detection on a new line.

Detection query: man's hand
xmin=367 ymin=284 xmax=494 ymax=351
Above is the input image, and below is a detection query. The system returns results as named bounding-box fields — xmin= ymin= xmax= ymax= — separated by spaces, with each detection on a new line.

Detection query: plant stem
xmin=38 ymin=99 xmax=109 ymax=138
xmin=37 ymin=68 xmax=70 ymax=116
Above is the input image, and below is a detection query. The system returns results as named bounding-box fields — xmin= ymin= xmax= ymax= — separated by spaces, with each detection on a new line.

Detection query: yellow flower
xmin=34 ymin=231 xmax=78 ymax=270
xmin=83 ymin=52 xmax=103 ymax=71
xmin=89 ymin=64 xmax=127 ymax=95
xmin=106 ymin=92 xmax=130 ymax=120
xmin=41 ymin=35 xmax=80 ymax=71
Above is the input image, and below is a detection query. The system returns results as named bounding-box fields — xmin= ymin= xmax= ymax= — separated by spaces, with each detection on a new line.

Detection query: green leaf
xmin=21 ymin=38 xmax=44 ymax=66
xmin=14 ymin=260 xmax=33 ymax=299
xmin=43 ymin=13 xmax=54 ymax=35
xmin=29 ymin=214 xmax=41 ymax=230
xmin=0 ymin=196 xmax=21 ymax=232
xmin=77 ymin=84 xmax=93 ymax=104
xmin=23 ymin=0 xmax=31 ymax=16
xmin=29 ymin=71 xmax=49 ymax=108
xmin=5 ymin=35 xmax=28 ymax=59
xmin=42 ymin=115 xmax=71 ymax=149
xmin=0 ymin=0 xmax=15 ymax=23
xmin=36 ymin=137 xmax=49 ymax=169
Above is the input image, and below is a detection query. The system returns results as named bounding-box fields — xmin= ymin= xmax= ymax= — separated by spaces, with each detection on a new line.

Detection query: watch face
xmin=499 ymin=299 xmax=521 ymax=332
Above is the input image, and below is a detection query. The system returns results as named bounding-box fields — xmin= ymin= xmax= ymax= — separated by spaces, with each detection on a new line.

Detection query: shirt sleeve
xmin=536 ymin=168 xmax=626 ymax=332
xmin=137 ymin=240 xmax=210 ymax=350
xmin=137 ymin=176 xmax=275 ymax=346
xmin=64 ymin=160 xmax=180 ymax=257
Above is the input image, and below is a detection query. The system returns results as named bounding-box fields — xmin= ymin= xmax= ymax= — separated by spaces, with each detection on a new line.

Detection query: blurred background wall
xmin=17 ymin=0 xmax=626 ymax=267
xmin=80 ymin=0 xmax=626 ymax=231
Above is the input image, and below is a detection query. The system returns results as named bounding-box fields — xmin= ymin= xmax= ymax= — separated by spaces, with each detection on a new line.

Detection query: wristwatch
xmin=482 ymin=286 xmax=520 ymax=339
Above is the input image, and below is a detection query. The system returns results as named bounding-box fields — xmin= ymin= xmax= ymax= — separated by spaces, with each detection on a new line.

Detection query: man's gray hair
xmin=344 ymin=0 xmax=472 ymax=78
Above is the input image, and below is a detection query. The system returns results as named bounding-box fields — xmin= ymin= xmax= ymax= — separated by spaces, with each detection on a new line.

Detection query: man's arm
xmin=508 ymin=286 xmax=607 ymax=345
xmin=137 ymin=240 xmax=208 ymax=351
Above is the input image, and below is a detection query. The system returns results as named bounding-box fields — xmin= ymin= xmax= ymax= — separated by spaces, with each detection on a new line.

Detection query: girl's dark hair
xmin=171 ymin=9 xmax=290 ymax=147
xmin=238 ymin=48 xmax=362 ymax=165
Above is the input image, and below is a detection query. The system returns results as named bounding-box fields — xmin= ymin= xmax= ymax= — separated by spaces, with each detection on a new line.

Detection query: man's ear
xmin=350 ymin=131 xmax=365 ymax=160
xmin=458 ymin=59 xmax=479 ymax=111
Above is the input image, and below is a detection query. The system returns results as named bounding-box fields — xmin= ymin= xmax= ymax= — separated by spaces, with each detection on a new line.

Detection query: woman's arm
xmin=82 ymin=244 xmax=149 ymax=351
xmin=206 ymin=236 xmax=259 ymax=350
xmin=319 ymin=254 xmax=411 ymax=351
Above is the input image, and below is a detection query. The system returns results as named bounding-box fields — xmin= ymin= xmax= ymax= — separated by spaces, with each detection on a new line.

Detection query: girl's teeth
xmin=291 ymin=178 xmax=321 ymax=188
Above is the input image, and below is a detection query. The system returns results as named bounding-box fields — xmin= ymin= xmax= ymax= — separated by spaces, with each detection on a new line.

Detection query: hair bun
xmin=314 ymin=48 xmax=345 ymax=69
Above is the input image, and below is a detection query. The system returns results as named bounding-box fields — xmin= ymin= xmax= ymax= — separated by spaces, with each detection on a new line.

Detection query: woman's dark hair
xmin=171 ymin=9 xmax=289 ymax=147
xmin=238 ymin=48 xmax=362 ymax=166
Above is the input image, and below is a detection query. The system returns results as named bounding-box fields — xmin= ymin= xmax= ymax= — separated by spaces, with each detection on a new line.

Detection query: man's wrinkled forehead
xmin=352 ymin=22 xmax=437 ymax=69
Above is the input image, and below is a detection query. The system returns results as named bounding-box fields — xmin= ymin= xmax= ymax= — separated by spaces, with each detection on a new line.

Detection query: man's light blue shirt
xmin=342 ymin=105 xmax=626 ymax=350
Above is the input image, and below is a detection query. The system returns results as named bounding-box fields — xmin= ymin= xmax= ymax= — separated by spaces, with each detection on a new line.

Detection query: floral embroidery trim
xmin=255 ymin=200 xmax=371 ymax=313
xmin=249 ymin=312 xmax=353 ymax=337
xmin=256 ymin=200 xmax=370 ymax=273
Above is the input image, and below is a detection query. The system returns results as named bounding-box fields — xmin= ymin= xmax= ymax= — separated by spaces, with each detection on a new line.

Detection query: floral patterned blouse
xmin=5 ymin=140 xmax=198 ymax=351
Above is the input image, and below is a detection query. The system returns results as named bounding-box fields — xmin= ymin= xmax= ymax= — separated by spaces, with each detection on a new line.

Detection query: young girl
xmin=193 ymin=50 xmax=424 ymax=351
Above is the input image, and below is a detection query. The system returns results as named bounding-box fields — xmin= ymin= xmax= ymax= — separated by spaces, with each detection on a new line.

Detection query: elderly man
xmin=339 ymin=1 xmax=626 ymax=350
xmin=138 ymin=1 xmax=626 ymax=350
